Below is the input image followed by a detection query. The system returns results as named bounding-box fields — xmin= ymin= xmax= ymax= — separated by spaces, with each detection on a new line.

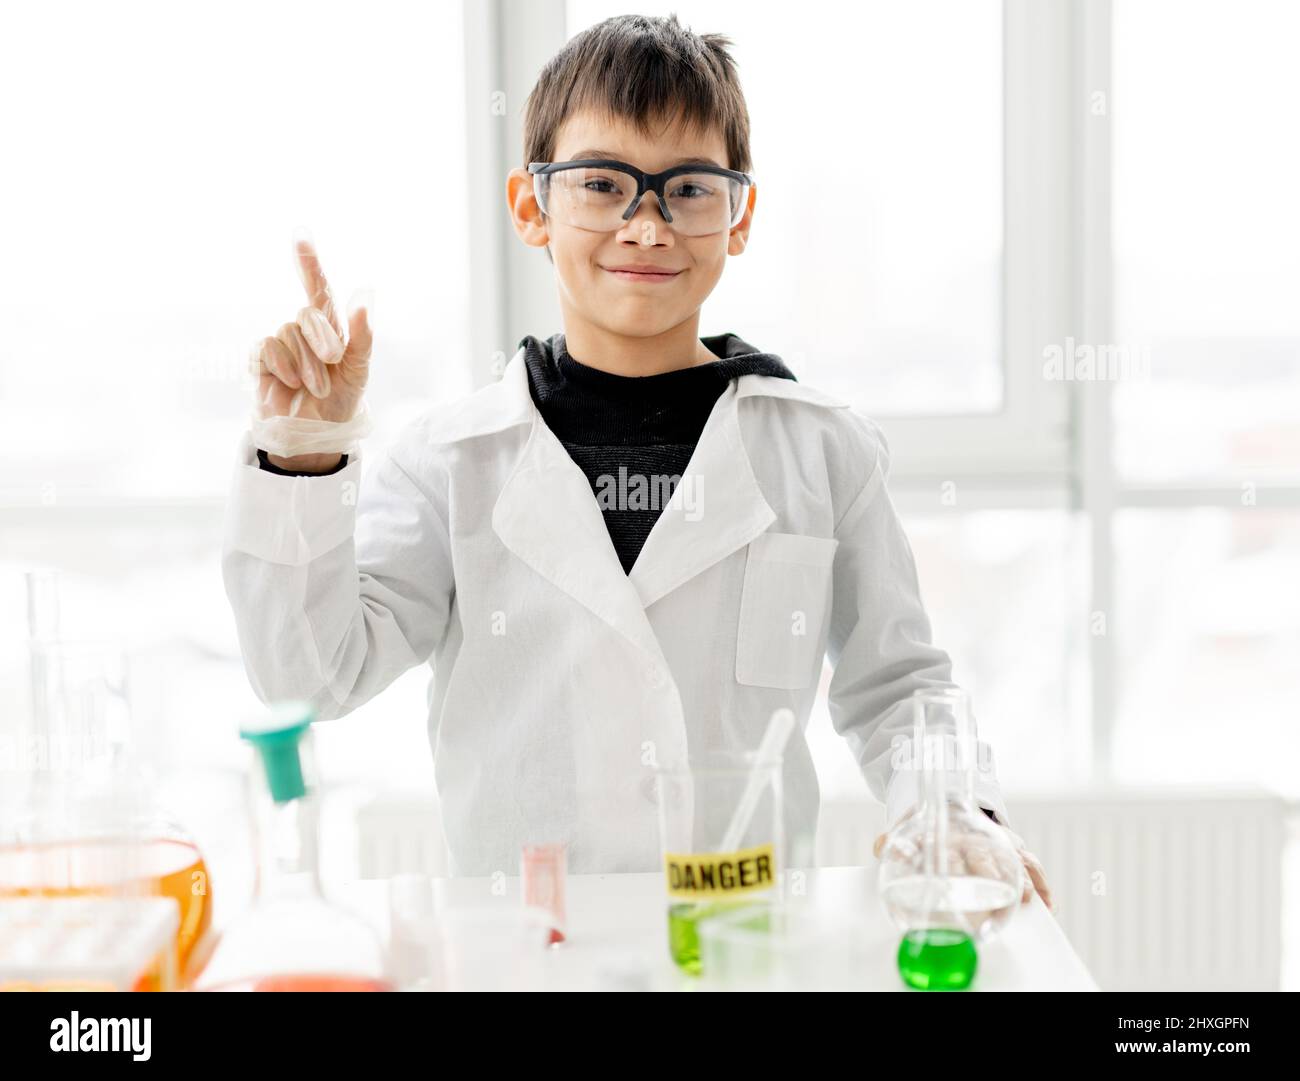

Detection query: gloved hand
xmin=873 ymin=806 xmax=1056 ymax=915
xmin=251 ymin=237 xmax=373 ymax=425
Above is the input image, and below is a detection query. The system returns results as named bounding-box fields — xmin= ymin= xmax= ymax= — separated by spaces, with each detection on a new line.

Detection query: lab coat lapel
xmin=628 ymin=382 xmax=776 ymax=608
xmin=491 ymin=362 xmax=666 ymax=661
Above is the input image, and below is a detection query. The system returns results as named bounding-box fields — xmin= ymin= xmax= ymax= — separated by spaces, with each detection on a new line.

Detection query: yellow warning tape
xmin=663 ymin=843 xmax=776 ymax=898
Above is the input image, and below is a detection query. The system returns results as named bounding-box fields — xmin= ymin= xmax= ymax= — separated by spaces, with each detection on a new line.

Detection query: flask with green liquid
xmin=877 ymin=688 xmax=1023 ymax=991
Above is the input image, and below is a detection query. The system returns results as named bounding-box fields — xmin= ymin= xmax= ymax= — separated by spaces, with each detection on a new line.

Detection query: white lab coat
xmin=222 ymin=344 xmax=1010 ymax=875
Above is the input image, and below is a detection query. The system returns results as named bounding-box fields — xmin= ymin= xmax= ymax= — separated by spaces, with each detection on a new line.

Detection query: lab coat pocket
xmin=736 ymin=532 xmax=839 ymax=690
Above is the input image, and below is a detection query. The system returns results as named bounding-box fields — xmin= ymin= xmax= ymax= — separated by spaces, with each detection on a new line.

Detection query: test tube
xmin=521 ymin=843 xmax=567 ymax=946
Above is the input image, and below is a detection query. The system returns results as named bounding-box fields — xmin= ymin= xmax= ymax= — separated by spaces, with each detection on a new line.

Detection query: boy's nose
xmin=617 ymin=192 xmax=675 ymax=244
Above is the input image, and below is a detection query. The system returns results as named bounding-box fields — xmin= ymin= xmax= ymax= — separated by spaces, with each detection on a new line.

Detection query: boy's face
xmin=508 ymin=110 xmax=754 ymax=342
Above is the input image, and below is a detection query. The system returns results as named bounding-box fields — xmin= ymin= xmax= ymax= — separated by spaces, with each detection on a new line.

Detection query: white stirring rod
xmin=718 ymin=708 xmax=795 ymax=853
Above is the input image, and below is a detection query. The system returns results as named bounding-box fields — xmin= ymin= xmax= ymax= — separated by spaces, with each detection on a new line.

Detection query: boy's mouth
xmin=600 ymin=263 xmax=683 ymax=283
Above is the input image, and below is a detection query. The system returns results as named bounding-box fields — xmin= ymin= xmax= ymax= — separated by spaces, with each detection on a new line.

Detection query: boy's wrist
xmin=257 ymin=449 xmax=347 ymax=475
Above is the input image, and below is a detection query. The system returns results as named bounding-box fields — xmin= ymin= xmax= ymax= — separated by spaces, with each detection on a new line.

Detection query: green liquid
xmin=897 ymin=928 xmax=977 ymax=990
xmin=668 ymin=902 xmax=770 ymax=975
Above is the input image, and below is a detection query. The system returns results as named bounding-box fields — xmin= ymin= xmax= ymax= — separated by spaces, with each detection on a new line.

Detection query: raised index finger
xmin=295 ymin=239 xmax=344 ymax=338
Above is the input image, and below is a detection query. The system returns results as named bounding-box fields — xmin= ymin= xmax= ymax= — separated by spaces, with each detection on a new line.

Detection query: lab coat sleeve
xmin=221 ymin=431 xmax=454 ymax=721
xmin=825 ymin=419 xmax=1012 ymax=831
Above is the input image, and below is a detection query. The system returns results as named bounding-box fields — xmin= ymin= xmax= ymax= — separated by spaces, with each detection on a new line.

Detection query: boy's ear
xmin=727 ymin=183 xmax=757 ymax=256
xmin=506 ymin=168 xmax=550 ymax=250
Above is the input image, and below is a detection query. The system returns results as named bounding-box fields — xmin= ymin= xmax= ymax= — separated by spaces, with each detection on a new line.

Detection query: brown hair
xmin=522 ymin=13 xmax=752 ymax=173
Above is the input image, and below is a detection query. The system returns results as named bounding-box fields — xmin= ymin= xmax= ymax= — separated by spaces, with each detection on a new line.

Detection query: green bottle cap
xmin=240 ymin=701 xmax=315 ymax=803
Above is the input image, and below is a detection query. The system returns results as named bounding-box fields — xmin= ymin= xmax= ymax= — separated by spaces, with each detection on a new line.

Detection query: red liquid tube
xmin=522 ymin=844 xmax=567 ymax=946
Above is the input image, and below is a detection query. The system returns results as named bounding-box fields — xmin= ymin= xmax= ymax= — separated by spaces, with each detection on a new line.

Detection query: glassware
xmin=191 ymin=702 xmax=389 ymax=992
xmin=876 ymin=687 xmax=1023 ymax=990
xmin=0 ymin=787 xmax=210 ymax=980
xmin=521 ymin=842 xmax=566 ymax=945
xmin=0 ymin=897 xmax=179 ymax=992
xmin=655 ymin=750 xmax=784 ymax=976
xmin=387 ymin=874 xmax=439 ymax=991
xmin=696 ymin=900 xmax=886 ymax=991
xmin=435 ymin=907 xmax=552 ymax=992
xmin=0 ymin=572 xmax=213 ymax=980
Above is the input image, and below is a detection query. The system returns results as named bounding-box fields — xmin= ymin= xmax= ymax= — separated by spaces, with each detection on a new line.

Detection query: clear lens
xmin=665 ymin=172 xmax=746 ymax=234
xmin=535 ymin=167 xmax=748 ymax=236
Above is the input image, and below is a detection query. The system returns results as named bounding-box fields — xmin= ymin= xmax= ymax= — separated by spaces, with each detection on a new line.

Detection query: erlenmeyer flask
xmin=876 ymin=688 xmax=1022 ymax=989
xmin=192 ymin=702 xmax=390 ymax=991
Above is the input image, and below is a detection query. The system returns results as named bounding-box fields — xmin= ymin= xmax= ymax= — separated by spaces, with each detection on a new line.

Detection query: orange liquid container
xmin=0 ymin=836 xmax=211 ymax=978
xmin=0 ymin=897 xmax=180 ymax=992
xmin=201 ymin=974 xmax=392 ymax=992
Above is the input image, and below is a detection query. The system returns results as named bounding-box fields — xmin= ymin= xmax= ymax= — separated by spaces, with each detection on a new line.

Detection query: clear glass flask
xmin=876 ymin=688 xmax=1023 ymax=990
xmin=192 ymin=703 xmax=390 ymax=991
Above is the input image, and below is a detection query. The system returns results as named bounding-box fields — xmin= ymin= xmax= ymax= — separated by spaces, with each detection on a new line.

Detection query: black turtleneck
xmin=521 ymin=332 xmax=795 ymax=573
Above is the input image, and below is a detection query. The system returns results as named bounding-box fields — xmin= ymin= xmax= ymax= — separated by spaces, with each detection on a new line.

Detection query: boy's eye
xmin=548 ymin=169 xmax=628 ymax=201
xmin=583 ymin=176 xmax=623 ymax=194
xmin=669 ymin=178 xmax=717 ymax=200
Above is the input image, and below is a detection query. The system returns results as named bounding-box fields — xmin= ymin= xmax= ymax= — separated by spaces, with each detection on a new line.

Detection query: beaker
xmin=876 ymin=687 xmax=1023 ymax=989
xmin=0 ymin=769 xmax=211 ymax=980
xmin=655 ymin=750 xmax=784 ymax=976
xmin=1 ymin=572 xmax=213 ymax=979
xmin=435 ymin=907 xmax=553 ymax=991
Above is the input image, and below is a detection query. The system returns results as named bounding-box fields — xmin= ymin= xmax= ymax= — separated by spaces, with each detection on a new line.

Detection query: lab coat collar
xmin=439 ymin=342 xmax=850 ymax=445
xmin=488 ymin=343 xmax=849 ymax=656
xmin=734 ymin=371 xmax=850 ymax=409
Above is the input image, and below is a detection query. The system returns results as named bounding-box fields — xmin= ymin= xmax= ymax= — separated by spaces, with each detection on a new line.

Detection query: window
xmin=1113 ymin=0 xmax=1300 ymax=485
xmin=0 ymin=0 xmax=471 ymax=502
xmin=545 ymin=1 xmax=1299 ymax=805
xmin=566 ymin=0 xmax=1003 ymax=416
xmin=1114 ymin=510 xmax=1300 ymax=797
xmin=0 ymin=2 xmax=465 ymax=832
xmin=1108 ymin=0 xmax=1300 ymax=796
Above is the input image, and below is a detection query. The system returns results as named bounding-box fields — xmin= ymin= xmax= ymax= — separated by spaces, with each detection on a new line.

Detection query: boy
xmin=225 ymin=14 xmax=1051 ymax=907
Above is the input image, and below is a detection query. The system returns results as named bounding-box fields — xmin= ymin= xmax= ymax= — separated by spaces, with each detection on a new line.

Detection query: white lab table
xmin=341 ymin=866 xmax=1098 ymax=992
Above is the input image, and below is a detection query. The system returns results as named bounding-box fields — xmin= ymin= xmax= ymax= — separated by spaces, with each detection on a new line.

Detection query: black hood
xmin=521 ymin=331 xmax=797 ymax=386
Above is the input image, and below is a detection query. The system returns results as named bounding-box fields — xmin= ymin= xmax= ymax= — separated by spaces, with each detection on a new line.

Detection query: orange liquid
xmin=201 ymin=974 xmax=391 ymax=992
xmin=0 ymin=837 xmax=212 ymax=977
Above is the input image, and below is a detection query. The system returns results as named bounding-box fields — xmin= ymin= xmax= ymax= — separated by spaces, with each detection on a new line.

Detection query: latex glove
xmin=873 ymin=806 xmax=1057 ymax=915
xmin=251 ymin=236 xmax=373 ymax=424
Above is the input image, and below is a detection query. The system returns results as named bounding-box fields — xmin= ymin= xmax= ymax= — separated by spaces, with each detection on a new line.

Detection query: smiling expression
xmin=508 ymin=109 xmax=755 ymax=342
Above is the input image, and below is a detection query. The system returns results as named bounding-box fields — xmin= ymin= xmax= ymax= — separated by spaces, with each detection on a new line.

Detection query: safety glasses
xmin=528 ymin=159 xmax=755 ymax=237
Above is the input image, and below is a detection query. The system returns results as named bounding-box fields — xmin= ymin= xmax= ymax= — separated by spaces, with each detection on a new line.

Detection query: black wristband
xmin=256 ymin=448 xmax=349 ymax=477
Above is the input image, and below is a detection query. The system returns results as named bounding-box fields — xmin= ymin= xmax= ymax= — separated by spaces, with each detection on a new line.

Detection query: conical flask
xmin=877 ymin=688 xmax=1023 ymax=989
xmin=192 ymin=702 xmax=389 ymax=991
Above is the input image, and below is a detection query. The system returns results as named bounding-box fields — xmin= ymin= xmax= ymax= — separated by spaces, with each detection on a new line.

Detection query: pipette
xmin=718 ymin=708 xmax=794 ymax=854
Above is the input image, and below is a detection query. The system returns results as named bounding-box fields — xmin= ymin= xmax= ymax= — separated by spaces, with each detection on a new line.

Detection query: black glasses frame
xmin=527 ymin=158 xmax=756 ymax=227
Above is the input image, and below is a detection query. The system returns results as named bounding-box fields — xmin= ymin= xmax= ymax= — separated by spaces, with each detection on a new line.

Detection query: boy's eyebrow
xmin=566 ymin=149 xmax=725 ymax=168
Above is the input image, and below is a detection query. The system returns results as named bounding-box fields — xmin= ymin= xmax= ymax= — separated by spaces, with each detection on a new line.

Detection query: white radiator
xmin=816 ymin=788 xmax=1288 ymax=991
xmin=355 ymin=795 xmax=450 ymax=879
